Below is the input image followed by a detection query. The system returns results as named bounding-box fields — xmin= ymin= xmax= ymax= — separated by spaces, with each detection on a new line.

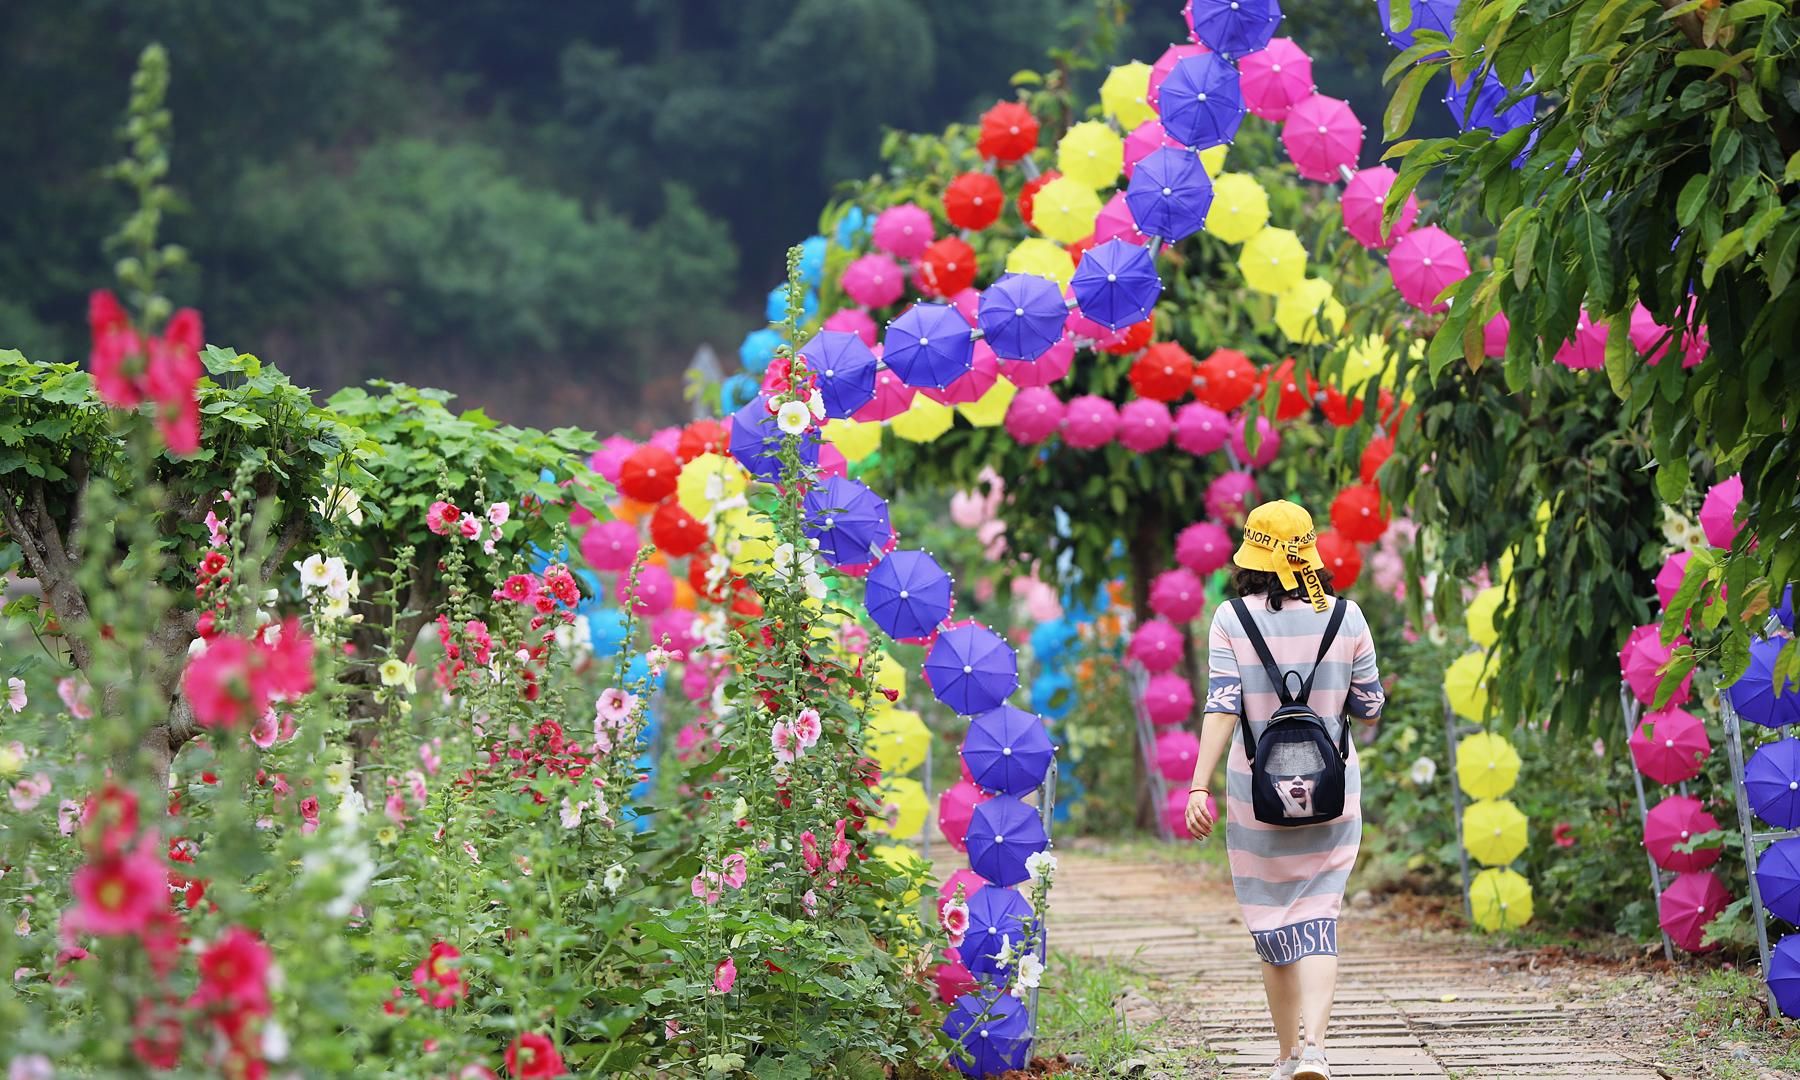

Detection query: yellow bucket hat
xmin=1232 ymin=499 xmax=1330 ymax=612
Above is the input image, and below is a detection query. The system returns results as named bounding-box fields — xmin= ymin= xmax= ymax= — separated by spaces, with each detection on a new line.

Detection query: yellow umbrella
xmin=1532 ymin=499 xmax=1551 ymax=556
xmin=676 ymin=452 xmax=748 ymax=519
xmin=868 ymin=649 xmax=906 ymax=705
xmin=1342 ymin=335 xmax=1391 ymax=393
xmin=1455 ymin=730 xmax=1521 ymax=799
xmin=1199 ymin=144 xmax=1228 ymax=177
xmin=1462 ymin=798 xmax=1529 ymax=867
xmin=1031 ymin=177 xmax=1105 ymax=244
xmin=1444 ymin=650 xmax=1498 ymax=722
xmin=1465 ymin=586 xmax=1504 ymax=648
xmin=890 ymin=396 xmax=955 ymax=443
xmin=1468 ymin=867 xmax=1534 ymax=931
xmin=1205 ymin=173 xmax=1269 ymax=244
xmin=873 ymin=777 xmax=929 ymax=838
xmin=1007 ymin=238 xmax=1075 ymax=290
xmin=1274 ymin=278 xmax=1345 ymax=345
xmin=715 ymin=506 xmax=775 ymax=575
xmin=824 ymin=418 xmax=882 ymax=463
xmin=866 ymin=708 xmax=930 ymax=774
xmin=1056 ymin=120 xmax=1124 ymax=189
xmin=959 ymin=376 xmax=1017 ymax=428
xmin=1100 ymin=62 xmax=1157 ymax=129
xmin=1238 ymin=227 xmax=1308 ymax=296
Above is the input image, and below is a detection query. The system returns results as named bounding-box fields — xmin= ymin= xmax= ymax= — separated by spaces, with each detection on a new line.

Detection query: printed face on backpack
xmin=1275 ymin=776 xmax=1316 ymax=818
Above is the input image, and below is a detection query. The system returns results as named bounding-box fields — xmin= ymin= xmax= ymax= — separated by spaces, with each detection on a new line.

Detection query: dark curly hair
xmin=1230 ymin=564 xmax=1337 ymax=612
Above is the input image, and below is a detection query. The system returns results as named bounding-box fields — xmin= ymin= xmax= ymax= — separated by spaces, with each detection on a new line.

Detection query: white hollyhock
xmin=776 ymin=400 xmax=812 ymax=435
xmin=1409 ymin=756 xmax=1437 ymax=786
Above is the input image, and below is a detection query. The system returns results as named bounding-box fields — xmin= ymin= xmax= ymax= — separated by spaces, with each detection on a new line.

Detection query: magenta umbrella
xmin=1205 ymin=470 xmax=1260 ymax=525
xmin=1117 ymin=398 xmax=1173 ymax=452
xmin=1155 ymin=730 xmax=1202 ymax=781
xmin=854 ymin=366 xmax=917 ymax=423
xmin=1176 ymin=520 xmax=1232 ymax=575
xmin=1629 ymin=302 xmax=1707 ymax=368
xmin=936 ymin=779 xmax=991 ymax=852
xmin=1003 ymin=387 xmax=1067 ymax=445
xmin=872 ymin=202 xmax=934 ymax=261
xmin=1482 ymin=312 xmax=1510 ymax=358
xmin=1123 ymin=121 xmax=1185 ymax=180
xmin=823 ymin=307 xmax=878 ymax=347
xmin=1644 ymin=794 xmax=1722 ymax=872
xmin=1144 ymin=672 xmax=1195 ymax=726
xmin=1655 ymin=550 xmax=1692 ymax=610
xmin=1628 ymin=707 xmax=1711 ymax=786
xmin=1093 ymin=191 xmax=1147 ymax=245
xmin=1239 ymin=38 xmax=1314 ymax=123
xmin=1000 ymin=334 xmax=1074 ymax=389
xmin=1699 ymin=473 xmax=1743 ymax=549
xmin=1149 ymin=43 xmax=1209 ymax=112
xmin=1620 ymin=623 xmax=1694 ymax=707
xmin=1173 ymin=402 xmax=1230 ymax=455
xmin=938 ymin=867 xmax=988 ymax=916
xmin=1150 ymin=567 xmax=1208 ymax=623
xmin=1340 ymin=166 xmax=1418 ymax=250
xmin=922 ymin=340 xmax=1000 ymax=406
xmin=1388 ymin=225 xmax=1469 ymax=313
xmin=842 ymin=253 xmax=906 ymax=309
xmin=1553 ymin=310 xmax=1608 ymax=370
xmin=1658 ymin=870 xmax=1730 ymax=953
xmin=1062 ymin=394 xmax=1119 ymax=450
xmin=1281 ymin=94 xmax=1363 ymax=183
xmin=1128 ymin=618 xmax=1186 ymax=674
xmin=1164 ymin=787 xmax=1213 ymax=838
xmin=1229 ymin=413 xmax=1281 ymax=468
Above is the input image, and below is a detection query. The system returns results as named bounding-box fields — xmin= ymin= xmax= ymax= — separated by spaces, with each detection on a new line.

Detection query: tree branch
xmin=258 ymin=510 xmax=312 ymax=586
xmin=0 ymin=480 xmax=93 ymax=671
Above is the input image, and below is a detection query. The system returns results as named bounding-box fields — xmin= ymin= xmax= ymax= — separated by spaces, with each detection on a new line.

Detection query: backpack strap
xmin=1295 ymin=600 xmax=1347 ymax=705
xmin=1226 ymin=598 xmax=1275 ymax=766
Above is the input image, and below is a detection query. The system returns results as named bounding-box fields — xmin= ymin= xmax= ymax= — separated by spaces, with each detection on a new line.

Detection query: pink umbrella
xmin=1155 ymin=729 xmax=1202 ymax=781
xmin=818 ymin=441 xmax=848 ymax=480
xmin=1162 ymin=786 xmax=1214 ymax=839
xmin=1340 ymin=166 xmax=1418 ymax=250
xmin=1655 ymin=550 xmax=1692 ymax=610
xmin=1620 ymin=623 xmax=1694 ymax=707
xmin=1117 ymin=398 xmax=1173 ymax=452
xmin=1063 ymin=394 xmax=1120 ymax=449
xmin=934 ymin=954 xmax=978 ymax=1003
xmin=1659 ymin=870 xmax=1729 ymax=953
xmin=842 ymin=254 xmax=906 ymax=309
xmin=1388 ymin=225 xmax=1469 ymax=313
xmin=1482 ymin=312 xmax=1510 ymax=358
xmin=1629 ymin=707 xmax=1711 ymax=786
xmin=1205 ymin=471 xmax=1259 ymax=525
xmin=1553 ymin=310 xmax=1608 ymax=370
xmin=823 ymin=307 xmax=878 ymax=347
xmin=1144 ymin=672 xmax=1196 ymax=726
xmin=617 ymin=562 xmax=675 ymax=616
xmin=1004 ymin=387 xmax=1067 ymax=445
xmin=923 ymin=340 xmax=1000 ymax=405
xmin=1282 ymin=94 xmax=1363 ymax=183
xmin=938 ymin=867 xmax=989 ymax=915
xmin=1128 ymin=618 xmax=1185 ymax=674
xmin=1000 ymin=333 xmax=1074 ymax=389
xmin=1173 ymin=402 xmax=1230 ymax=455
xmin=580 ymin=520 xmax=640 ymax=573
xmin=1239 ymin=38 xmax=1314 ymax=122
xmin=1151 ymin=567 xmax=1208 ymax=623
xmin=872 ymin=203 xmax=934 ymax=261
xmin=855 ymin=367 xmax=916 ymax=422
xmin=1149 ymin=43 xmax=1209 ymax=112
xmin=1176 ymin=520 xmax=1232 ymax=575
xmin=1645 ymin=795 xmax=1722 ymax=872
xmin=1094 ymin=190 xmax=1148 ymax=244
xmin=948 ymin=287 xmax=981 ymax=325
xmin=589 ymin=435 xmax=638 ymax=485
xmin=937 ymin=779 xmax=991 ymax=852
xmin=1628 ymin=302 xmax=1706 ymax=368
xmin=1123 ymin=122 xmax=1185 ymax=180
xmin=1229 ymin=413 xmax=1281 ymax=468
xmin=649 ymin=608 xmax=701 ymax=654
xmin=1699 ymin=474 xmax=1743 ymax=549
xmin=647 ymin=426 xmax=682 ymax=455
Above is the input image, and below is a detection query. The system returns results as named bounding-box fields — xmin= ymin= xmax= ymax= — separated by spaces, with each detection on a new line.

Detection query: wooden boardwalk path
xmin=1049 ymin=852 xmax=1670 ymax=1079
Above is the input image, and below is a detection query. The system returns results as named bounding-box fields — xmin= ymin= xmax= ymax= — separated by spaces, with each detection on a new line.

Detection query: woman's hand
xmin=1185 ymin=789 xmax=1215 ymax=840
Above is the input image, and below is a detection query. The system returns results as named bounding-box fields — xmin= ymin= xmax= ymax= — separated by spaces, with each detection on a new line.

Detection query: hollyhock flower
xmin=941 ymin=900 xmax=970 ymax=947
xmin=67 ymin=845 xmax=169 ymax=936
xmin=828 ymin=819 xmax=851 ymax=875
xmin=8 ymin=774 xmax=50 ymax=812
xmin=299 ymin=796 xmax=320 ymax=835
xmin=183 ymin=636 xmax=259 ymax=728
xmin=771 ymin=720 xmax=797 ymax=764
xmin=80 ymin=784 xmax=139 ymax=857
xmin=712 ymin=956 xmax=738 ymax=994
xmin=801 ymin=889 xmax=819 ymax=916
xmin=412 ymin=941 xmax=465 ymax=1008
xmin=379 ymin=658 xmax=416 ymax=691
xmin=722 ymin=852 xmax=748 ymax=890
xmin=6 ymin=678 xmax=24 ymax=713
xmin=256 ymin=618 xmax=316 ymax=701
xmin=1553 ymin=822 xmax=1577 ymax=848
xmin=690 ymin=872 xmax=722 ymax=906
xmin=595 ymin=687 xmax=635 ymax=728
xmin=800 ymin=830 xmax=823 ymax=874
xmin=503 ymin=1032 xmax=565 ymax=1078
xmin=1011 ymin=951 xmax=1044 ymax=997
xmin=426 ymin=501 xmax=461 ymax=536
xmin=498 ymin=575 xmax=539 ymax=604
xmin=459 ymin=1066 xmax=498 ymax=1080
xmin=559 ymin=798 xmax=586 ymax=830
xmin=543 ymin=564 xmax=581 ymax=607
xmin=1024 ymin=850 xmax=1058 ymax=886
xmin=132 ymin=997 xmax=185 ymax=1069
xmin=793 ymin=708 xmax=823 ymax=748
xmin=57 ymin=800 xmax=81 ymax=836
xmin=1408 ymin=756 xmax=1437 ymax=786
xmin=603 ymin=864 xmax=627 ymax=895
xmin=458 ymin=516 xmax=482 ymax=540
xmin=776 ymin=399 xmax=812 ymax=435
xmin=250 ymin=709 xmax=280 ymax=750
xmin=384 ymin=793 xmax=410 ymax=825
xmin=487 ymin=502 xmax=511 ymax=526
xmin=57 ymin=677 xmax=93 ymax=719
xmin=195 ymin=926 xmax=272 ymax=1012
xmin=7 ymin=1054 xmax=53 ymax=1080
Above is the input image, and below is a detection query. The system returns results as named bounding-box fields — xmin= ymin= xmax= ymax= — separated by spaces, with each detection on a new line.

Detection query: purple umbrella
xmin=1185 ymin=0 xmax=1283 ymax=57
xmin=799 ymin=330 xmax=878 ymax=420
xmin=1727 ymin=636 xmax=1800 ymax=729
xmin=1771 ymin=934 xmax=1800 ymax=1019
xmin=955 ymin=886 xmax=1036 ymax=979
xmin=865 ymin=549 xmax=954 ymax=642
xmin=1446 ymin=70 xmax=1537 ymax=135
xmin=1158 ymin=53 xmax=1245 ymax=150
xmin=727 ymin=395 xmax=820 ymax=482
xmin=1378 ymin=0 xmax=1458 ymax=52
xmin=884 ymin=303 xmax=976 ymax=389
xmin=803 ymin=476 xmax=892 ymax=567
xmin=925 ymin=623 xmax=1020 ymax=715
xmin=963 ymin=705 xmax=1056 ymax=796
xmin=942 ymin=989 xmax=1031 ymax=1076
xmin=1758 ymin=838 xmax=1800 ymax=925
xmin=1126 ymin=146 xmax=1215 ymax=243
xmin=1070 ymin=239 xmax=1161 ymax=330
xmin=1745 ymin=738 xmax=1800 ymax=828
xmin=977 ymin=273 xmax=1068 ymax=362
xmin=965 ymin=795 xmax=1049 ymax=887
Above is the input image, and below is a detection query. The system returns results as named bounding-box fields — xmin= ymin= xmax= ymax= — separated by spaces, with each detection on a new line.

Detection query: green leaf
xmin=1737 ymin=80 xmax=1771 ymax=122
xmin=1785 ymin=150 xmax=1800 ymax=184
xmin=1767 ymin=220 xmax=1800 ymax=297
xmin=1577 ymin=205 xmax=1616 ymax=305
xmin=1675 ymin=174 xmax=1712 ymax=228
xmin=1654 ymin=454 xmax=1691 ymax=506
xmin=1385 ymin=64 xmax=1439 ymax=141
xmin=1702 ymin=227 xmax=1748 ymax=287
xmin=1512 ymin=216 xmax=1541 ymax=291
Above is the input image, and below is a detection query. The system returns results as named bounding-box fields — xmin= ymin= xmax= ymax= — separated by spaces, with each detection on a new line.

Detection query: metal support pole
xmin=1621 ymin=686 xmax=1676 ymax=963
xmin=1131 ymin=665 xmax=1176 ymax=840
xmin=1723 ymin=695 xmax=1781 ymax=1015
xmin=1442 ymin=694 xmax=1474 ymax=921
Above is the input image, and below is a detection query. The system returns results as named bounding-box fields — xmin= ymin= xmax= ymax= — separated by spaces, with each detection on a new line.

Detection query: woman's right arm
xmin=1184 ymin=710 xmax=1238 ymax=839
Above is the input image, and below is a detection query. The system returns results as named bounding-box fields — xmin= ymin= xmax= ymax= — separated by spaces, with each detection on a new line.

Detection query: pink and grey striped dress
xmin=1206 ymin=594 xmax=1384 ymax=965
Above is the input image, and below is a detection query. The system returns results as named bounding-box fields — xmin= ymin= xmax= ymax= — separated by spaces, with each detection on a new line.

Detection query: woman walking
xmin=1184 ymin=500 xmax=1384 ymax=1080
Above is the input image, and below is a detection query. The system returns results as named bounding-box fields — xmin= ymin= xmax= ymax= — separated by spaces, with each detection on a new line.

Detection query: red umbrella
xmin=649 ymin=501 xmax=706 ymax=558
xmin=616 ymin=446 xmax=679 ymax=504
xmin=936 ymin=779 xmax=991 ymax=852
xmin=1330 ymin=484 xmax=1388 ymax=543
xmin=1194 ymin=348 xmax=1258 ymax=411
xmin=979 ymin=101 xmax=1041 ymax=163
xmin=1339 ymin=165 xmax=1418 ymax=250
xmin=1388 ymin=226 xmax=1470 ymax=313
xmin=1317 ymin=383 xmax=1364 ymax=427
xmin=1629 ymin=707 xmax=1711 ymax=786
xmin=1098 ymin=318 xmax=1155 ymax=356
xmin=917 ymin=237 xmax=978 ymax=298
xmin=676 ymin=419 xmax=727 ymax=463
xmin=1238 ymin=38 xmax=1315 ymax=123
xmin=1658 ymin=870 xmax=1729 ymax=953
xmin=1359 ymin=434 xmax=1393 ymax=486
xmin=1258 ymin=358 xmax=1312 ymax=420
xmin=1282 ymin=94 xmax=1363 ymax=183
xmin=933 ymin=954 xmax=978 ymax=1003
xmin=1130 ymin=342 xmax=1196 ymax=402
xmin=1315 ymin=529 xmax=1361 ymax=588
xmin=1644 ymin=795 xmax=1722 ymax=872
xmin=944 ymin=172 xmax=1004 ymax=231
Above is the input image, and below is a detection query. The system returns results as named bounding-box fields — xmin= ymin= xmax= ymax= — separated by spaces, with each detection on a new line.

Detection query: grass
xmin=1032 ymin=949 xmax=1193 ymax=1074
xmin=1663 ymin=967 xmax=1800 ymax=1077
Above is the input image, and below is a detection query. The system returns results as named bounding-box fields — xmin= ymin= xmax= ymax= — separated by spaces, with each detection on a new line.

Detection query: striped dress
xmin=1205 ymin=594 xmax=1384 ymax=966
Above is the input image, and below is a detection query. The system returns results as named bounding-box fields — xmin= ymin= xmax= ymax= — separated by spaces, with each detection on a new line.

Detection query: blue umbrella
xmin=884 ymin=303 xmax=976 ymax=389
xmin=1758 ymin=839 xmax=1800 ymax=925
xmin=766 ymin=283 xmax=819 ymax=325
xmin=1029 ymin=619 xmax=1075 ymax=664
xmin=719 ymin=372 xmax=761 ymax=415
xmin=1052 ymin=772 xmax=1084 ymax=823
xmin=965 ymin=795 xmax=1049 ymax=887
xmin=1126 ymin=147 xmax=1215 ymax=243
xmin=800 ymin=330 xmax=879 ymax=420
xmin=1159 ymin=54 xmax=1246 ymax=150
xmin=836 ymin=205 xmax=870 ymax=248
xmin=1377 ymin=0 xmax=1458 ymax=52
xmin=865 ymin=549 xmax=954 ymax=642
xmin=1071 ymin=239 xmax=1161 ymax=330
xmin=1031 ymin=670 xmax=1075 ymax=720
xmin=925 ymin=624 xmax=1020 ymax=715
xmin=963 ymin=705 xmax=1056 ymax=795
xmin=584 ymin=605 xmax=631 ymax=656
xmin=1745 ymin=738 xmax=1800 ymax=827
xmin=1186 ymin=0 xmax=1282 ymax=57
xmin=955 ymin=886 xmax=1036 ymax=979
xmin=977 ymin=273 xmax=1068 ymax=362
xmin=798 ymin=235 xmax=828 ymax=286
xmin=1773 ymin=934 xmax=1800 ymax=1018
xmin=728 ymin=395 xmax=821 ymax=482
xmin=739 ymin=328 xmax=781 ymax=376
xmin=942 ymin=989 xmax=1031 ymax=1077
xmin=1446 ymin=70 xmax=1537 ymax=135
xmin=1727 ymin=637 xmax=1800 ymax=729
xmin=803 ymin=476 xmax=892 ymax=567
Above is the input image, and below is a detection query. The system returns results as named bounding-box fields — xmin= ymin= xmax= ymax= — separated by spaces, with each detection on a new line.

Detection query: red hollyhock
xmin=412 ymin=941 xmax=466 ymax=1008
xmin=944 ymin=171 xmax=1004 ymax=231
xmin=194 ymin=926 xmax=273 ymax=1013
xmin=131 ymin=997 xmax=186 ymax=1069
xmin=67 ymin=843 xmax=169 ymax=937
xmin=79 ymin=783 xmax=140 ymax=858
xmin=977 ymin=101 xmax=1040 ymax=162
xmin=504 ymin=1032 xmax=566 ymax=1078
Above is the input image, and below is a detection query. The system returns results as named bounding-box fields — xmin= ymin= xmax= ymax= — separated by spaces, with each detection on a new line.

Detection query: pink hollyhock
xmin=800 ymin=830 xmax=823 ymax=874
xmin=487 ymin=502 xmax=511 ymax=526
xmin=183 ymin=636 xmax=259 ymax=728
xmin=412 ymin=941 xmax=466 ymax=1008
xmin=801 ymin=889 xmax=819 ymax=916
xmin=595 ymin=687 xmax=636 ymax=728
xmin=256 ymin=618 xmax=316 ymax=701
xmin=58 ymin=799 xmax=81 ymax=836
xmin=504 ymin=1032 xmax=566 ymax=1078
xmin=543 ymin=565 xmax=580 ymax=607
xmin=722 ymin=852 xmax=748 ymax=890
xmin=8 ymin=773 xmax=50 ymax=812
xmin=458 ymin=515 xmax=482 ymax=540
xmin=132 ymin=997 xmax=185 ymax=1069
xmin=460 ymin=1067 xmax=499 ymax=1080
xmin=205 ymin=509 xmax=228 ymax=547
xmin=771 ymin=720 xmax=797 ymax=764
xmin=67 ymin=845 xmax=169 ymax=936
xmin=79 ymin=783 xmax=139 ymax=858
xmin=426 ymin=501 xmax=462 ymax=536
xmin=299 ymin=796 xmax=320 ymax=835
xmin=941 ymin=900 xmax=970 ymax=947
xmin=690 ymin=871 xmax=722 ymax=906
xmin=58 ymin=676 xmax=94 ymax=719
xmin=712 ymin=956 xmax=737 ymax=994
xmin=385 ymin=793 xmax=410 ymax=825
xmin=793 ymin=708 xmax=823 ymax=748
xmin=250 ymin=709 xmax=280 ymax=750
xmin=7 ymin=676 xmax=25 ymax=713
xmin=194 ymin=926 xmax=272 ymax=1012
xmin=1553 ymin=822 xmax=1577 ymax=848
xmin=828 ymin=819 xmax=851 ymax=875
xmin=498 ymin=574 xmax=540 ymax=604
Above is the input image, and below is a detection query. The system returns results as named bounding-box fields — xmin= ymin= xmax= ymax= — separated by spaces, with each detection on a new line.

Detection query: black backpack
xmin=1230 ymin=597 xmax=1351 ymax=828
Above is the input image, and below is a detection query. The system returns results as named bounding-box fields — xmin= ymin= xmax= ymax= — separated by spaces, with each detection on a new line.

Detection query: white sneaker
xmin=1267 ymin=1057 xmax=1298 ymax=1080
xmin=1292 ymin=1044 xmax=1330 ymax=1079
